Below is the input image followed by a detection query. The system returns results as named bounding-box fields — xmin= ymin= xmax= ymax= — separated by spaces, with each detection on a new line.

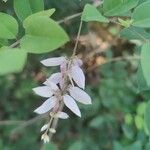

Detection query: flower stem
xmin=72 ymin=20 xmax=83 ymax=58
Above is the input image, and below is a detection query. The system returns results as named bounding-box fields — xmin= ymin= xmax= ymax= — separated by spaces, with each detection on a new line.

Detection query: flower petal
xmin=63 ymin=94 xmax=81 ymax=117
xmin=47 ymin=72 xmax=62 ymax=84
xmin=57 ymin=112 xmax=69 ymax=119
xmin=43 ymin=80 xmax=59 ymax=91
xmin=70 ymin=65 xmax=85 ymax=89
xmin=73 ymin=57 xmax=83 ymax=66
xmin=33 ymin=86 xmax=53 ymax=98
xmin=40 ymin=124 xmax=49 ymax=132
xmin=69 ymin=86 xmax=92 ymax=104
xmin=41 ymin=57 xmax=66 ymax=67
xmin=34 ymin=96 xmax=56 ymax=114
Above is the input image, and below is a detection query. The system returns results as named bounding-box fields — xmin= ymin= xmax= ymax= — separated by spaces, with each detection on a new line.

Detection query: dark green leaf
xmin=14 ymin=0 xmax=44 ymax=21
xmin=43 ymin=143 xmax=57 ymax=150
xmin=68 ymin=141 xmax=82 ymax=150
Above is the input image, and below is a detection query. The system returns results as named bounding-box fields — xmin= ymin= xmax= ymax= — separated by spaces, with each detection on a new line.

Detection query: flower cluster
xmin=33 ymin=56 xmax=92 ymax=143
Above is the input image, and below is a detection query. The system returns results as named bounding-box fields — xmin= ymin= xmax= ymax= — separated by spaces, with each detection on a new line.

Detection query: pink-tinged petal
xmin=70 ymin=65 xmax=85 ymax=89
xmin=60 ymin=61 xmax=67 ymax=74
xmin=34 ymin=96 xmax=56 ymax=114
xmin=47 ymin=72 xmax=62 ymax=84
xmin=57 ymin=112 xmax=69 ymax=119
xmin=69 ymin=86 xmax=92 ymax=105
xmin=41 ymin=57 xmax=66 ymax=67
xmin=73 ymin=57 xmax=83 ymax=66
xmin=43 ymin=80 xmax=59 ymax=91
xmin=33 ymin=86 xmax=53 ymax=98
xmin=63 ymin=95 xmax=81 ymax=117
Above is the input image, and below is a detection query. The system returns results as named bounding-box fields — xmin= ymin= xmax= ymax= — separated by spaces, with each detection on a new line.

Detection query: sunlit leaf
xmin=82 ymin=4 xmax=109 ymax=22
xmin=21 ymin=16 xmax=69 ymax=53
xmin=141 ymin=43 xmax=150 ymax=86
xmin=0 ymin=47 xmax=27 ymax=75
xmin=103 ymin=0 xmax=139 ymax=16
xmin=132 ymin=1 xmax=150 ymax=27
xmin=0 ymin=13 xmax=18 ymax=39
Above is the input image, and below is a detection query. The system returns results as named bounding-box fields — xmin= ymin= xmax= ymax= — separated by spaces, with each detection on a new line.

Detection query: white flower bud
xmin=41 ymin=133 xmax=50 ymax=143
xmin=49 ymin=128 xmax=56 ymax=134
xmin=40 ymin=124 xmax=49 ymax=132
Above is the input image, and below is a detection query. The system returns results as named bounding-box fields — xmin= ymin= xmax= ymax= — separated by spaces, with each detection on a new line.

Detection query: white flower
xmin=33 ymin=82 xmax=60 ymax=114
xmin=41 ymin=133 xmax=50 ymax=143
xmin=34 ymin=56 xmax=92 ymax=118
xmin=63 ymin=94 xmax=81 ymax=117
xmin=41 ymin=56 xmax=85 ymax=89
xmin=41 ymin=56 xmax=66 ymax=67
xmin=47 ymin=72 xmax=62 ymax=84
xmin=69 ymin=86 xmax=92 ymax=104
xmin=34 ymin=96 xmax=57 ymax=114
xmin=69 ymin=65 xmax=85 ymax=89
xmin=56 ymin=111 xmax=69 ymax=119
xmin=41 ymin=124 xmax=49 ymax=132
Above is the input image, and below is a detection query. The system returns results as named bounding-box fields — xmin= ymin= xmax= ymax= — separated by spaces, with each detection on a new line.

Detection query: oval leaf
xmin=103 ymin=0 xmax=139 ymax=16
xmin=14 ymin=0 xmax=44 ymax=21
xmin=141 ymin=43 xmax=150 ymax=86
xmin=21 ymin=16 xmax=69 ymax=53
xmin=0 ymin=47 xmax=27 ymax=75
xmin=132 ymin=1 xmax=150 ymax=27
xmin=82 ymin=4 xmax=109 ymax=23
xmin=144 ymin=100 xmax=150 ymax=136
xmin=0 ymin=13 xmax=18 ymax=39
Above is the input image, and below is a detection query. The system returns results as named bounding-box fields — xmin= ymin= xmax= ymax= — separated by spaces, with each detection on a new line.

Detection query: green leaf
xmin=118 ymin=18 xmax=133 ymax=28
xmin=82 ymin=4 xmax=109 ymax=23
xmin=135 ymin=115 xmax=144 ymax=130
xmin=141 ymin=43 xmax=150 ymax=86
xmin=89 ymin=116 xmax=104 ymax=129
xmin=23 ymin=9 xmax=56 ymax=27
xmin=0 ymin=39 xmax=8 ymax=47
xmin=68 ymin=141 xmax=83 ymax=150
xmin=14 ymin=0 xmax=44 ymax=21
xmin=43 ymin=143 xmax=57 ymax=150
xmin=122 ymin=124 xmax=134 ymax=139
xmin=144 ymin=100 xmax=150 ymax=136
xmin=0 ymin=47 xmax=27 ymax=75
xmin=120 ymin=27 xmax=150 ymax=40
xmin=0 ymin=13 xmax=18 ymax=39
xmin=132 ymin=1 xmax=150 ymax=27
xmin=113 ymin=141 xmax=123 ymax=150
xmin=127 ymin=141 xmax=142 ymax=150
xmin=21 ymin=16 xmax=69 ymax=54
xmin=103 ymin=0 xmax=139 ymax=16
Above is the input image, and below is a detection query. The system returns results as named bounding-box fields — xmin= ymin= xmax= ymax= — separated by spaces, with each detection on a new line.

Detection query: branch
xmin=87 ymin=55 xmax=141 ymax=72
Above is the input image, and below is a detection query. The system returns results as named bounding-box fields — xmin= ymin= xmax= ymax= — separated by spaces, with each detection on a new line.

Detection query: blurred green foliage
xmin=0 ymin=0 xmax=150 ymax=150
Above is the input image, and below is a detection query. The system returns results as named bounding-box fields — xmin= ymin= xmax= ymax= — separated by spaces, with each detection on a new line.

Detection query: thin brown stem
xmin=72 ymin=20 xmax=83 ymax=57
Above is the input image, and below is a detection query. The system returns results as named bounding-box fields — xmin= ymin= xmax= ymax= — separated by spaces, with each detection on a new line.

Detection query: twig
xmin=11 ymin=114 xmax=46 ymax=134
xmin=58 ymin=13 xmax=81 ymax=24
xmin=72 ymin=20 xmax=83 ymax=57
xmin=9 ymin=40 xmax=20 ymax=48
xmin=87 ymin=55 xmax=141 ymax=72
xmin=0 ymin=120 xmax=25 ymax=125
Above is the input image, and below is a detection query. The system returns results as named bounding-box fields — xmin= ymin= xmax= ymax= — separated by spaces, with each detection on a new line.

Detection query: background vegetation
xmin=0 ymin=0 xmax=150 ymax=149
